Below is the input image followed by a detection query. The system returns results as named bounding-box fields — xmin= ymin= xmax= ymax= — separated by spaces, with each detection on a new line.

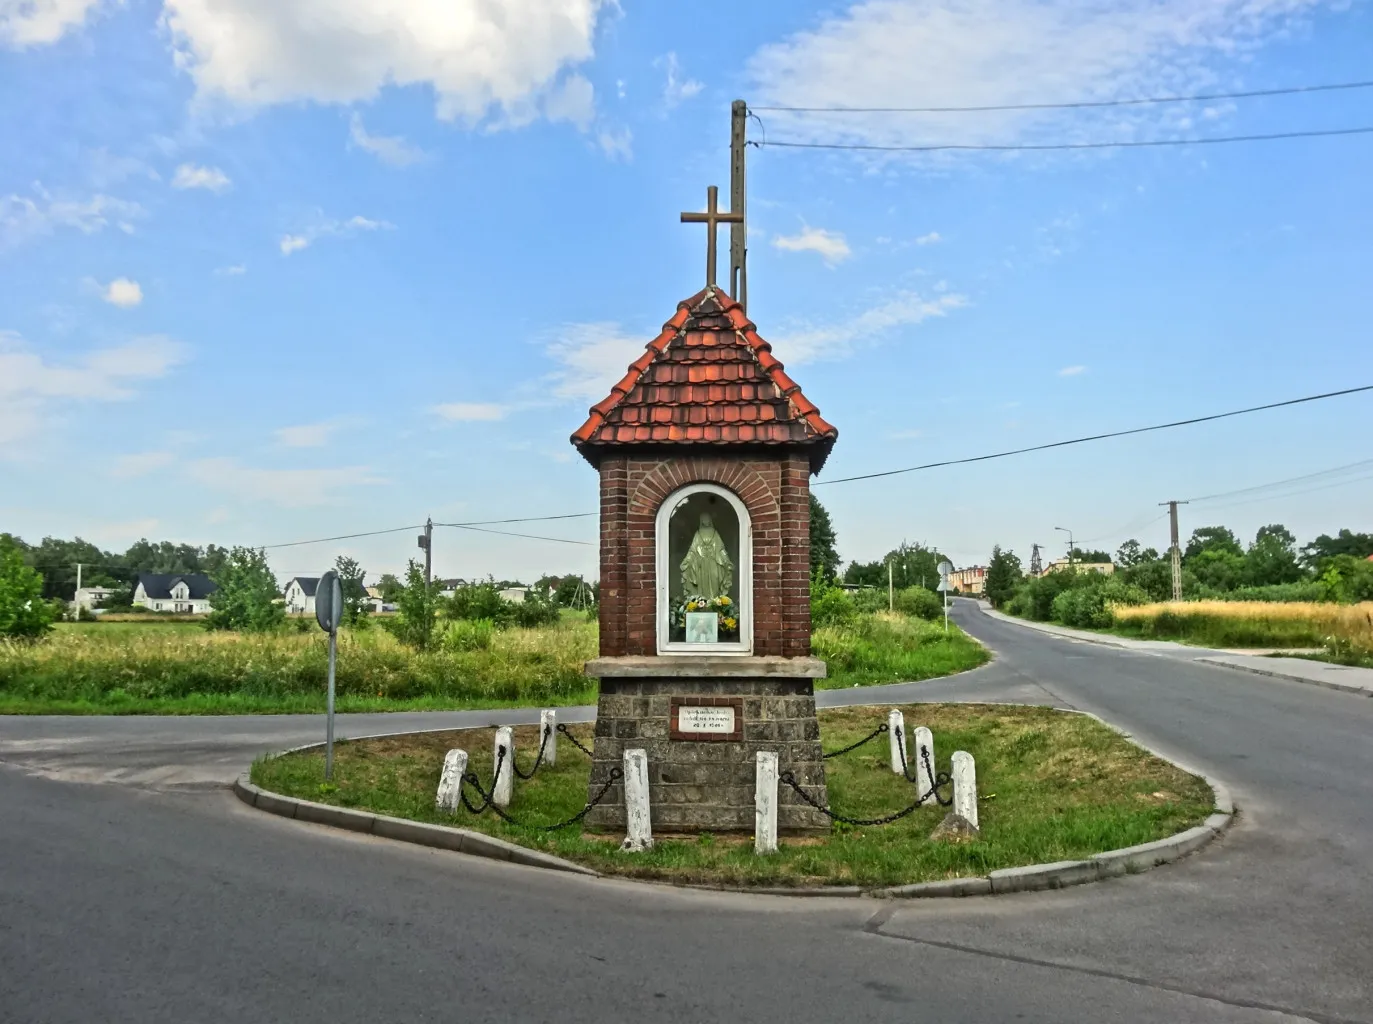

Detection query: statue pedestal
xmin=582 ymin=656 xmax=830 ymax=834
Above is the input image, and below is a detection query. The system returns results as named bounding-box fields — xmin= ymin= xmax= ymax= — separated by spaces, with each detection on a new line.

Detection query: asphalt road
xmin=2 ymin=601 xmax=1370 ymax=1024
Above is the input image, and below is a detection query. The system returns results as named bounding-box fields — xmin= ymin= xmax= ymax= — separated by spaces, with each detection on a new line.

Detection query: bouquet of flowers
xmin=671 ymin=594 xmax=739 ymax=640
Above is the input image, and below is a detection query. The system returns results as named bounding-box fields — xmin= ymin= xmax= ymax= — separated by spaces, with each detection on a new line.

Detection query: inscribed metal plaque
xmin=678 ymin=705 xmax=735 ymax=734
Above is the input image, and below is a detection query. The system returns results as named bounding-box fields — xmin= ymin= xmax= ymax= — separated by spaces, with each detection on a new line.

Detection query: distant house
xmin=284 ymin=577 xmax=320 ymax=615
xmin=437 ymin=578 xmax=468 ymax=598
xmin=71 ymin=586 xmax=116 ymax=613
xmin=1044 ymin=559 xmax=1115 ymax=576
xmin=499 ymin=587 xmax=530 ymax=603
xmin=133 ymin=573 xmax=217 ymax=614
xmin=949 ymin=566 xmax=987 ymax=595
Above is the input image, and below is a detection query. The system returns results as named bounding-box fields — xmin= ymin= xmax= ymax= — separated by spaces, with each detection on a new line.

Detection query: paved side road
xmin=1 ymin=600 xmax=1371 ymax=1023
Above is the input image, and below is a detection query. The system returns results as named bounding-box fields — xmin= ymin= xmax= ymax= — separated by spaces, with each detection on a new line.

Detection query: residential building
xmin=133 ymin=573 xmax=217 ymax=614
xmin=1044 ymin=558 xmax=1115 ymax=576
xmin=499 ymin=587 xmax=530 ymax=603
xmin=71 ymin=586 xmax=116 ymax=613
xmin=949 ymin=566 xmax=987 ymax=595
xmin=284 ymin=577 xmax=320 ymax=615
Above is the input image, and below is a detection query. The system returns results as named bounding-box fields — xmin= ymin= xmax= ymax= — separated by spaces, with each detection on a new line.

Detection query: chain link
xmin=557 ymin=722 xmax=595 ymax=757
xmin=892 ymin=725 xmax=955 ymax=807
xmin=779 ymin=740 xmax=952 ymax=826
xmin=512 ymin=723 xmax=552 ymax=780
xmin=460 ymin=763 xmax=625 ymax=831
xmin=821 ymin=722 xmax=889 ymax=759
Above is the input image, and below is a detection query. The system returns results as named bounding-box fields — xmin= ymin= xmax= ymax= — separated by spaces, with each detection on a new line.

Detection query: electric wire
xmin=813 ymin=385 xmax=1373 ymax=486
xmin=261 ymin=525 xmax=424 ymax=550
xmin=438 ymin=524 xmax=593 ymax=547
xmin=1183 ymin=457 xmax=1373 ymax=504
xmin=749 ymin=79 xmax=1373 ymax=113
xmin=749 ymin=125 xmax=1373 ymax=154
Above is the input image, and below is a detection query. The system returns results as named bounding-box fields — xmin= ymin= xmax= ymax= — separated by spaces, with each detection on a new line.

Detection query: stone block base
xmin=583 ymin=657 xmax=829 ymax=833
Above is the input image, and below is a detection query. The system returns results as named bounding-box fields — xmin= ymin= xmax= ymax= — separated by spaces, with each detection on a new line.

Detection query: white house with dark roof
xmin=133 ymin=573 xmax=218 ymax=614
xmin=283 ymin=577 xmax=320 ymax=615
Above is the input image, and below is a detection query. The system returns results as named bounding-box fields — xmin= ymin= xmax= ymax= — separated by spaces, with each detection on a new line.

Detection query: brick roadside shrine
xmin=569 ymin=186 xmax=839 ymax=833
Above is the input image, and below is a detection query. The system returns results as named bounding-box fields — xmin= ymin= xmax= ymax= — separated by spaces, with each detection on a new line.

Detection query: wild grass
xmin=0 ymin=618 xmax=598 ymax=714
xmin=1111 ymin=600 xmax=1373 ymax=651
xmin=251 ymin=703 xmax=1214 ymax=887
xmin=813 ymin=612 xmax=988 ymax=689
xmin=3 ymin=610 xmax=988 ymax=714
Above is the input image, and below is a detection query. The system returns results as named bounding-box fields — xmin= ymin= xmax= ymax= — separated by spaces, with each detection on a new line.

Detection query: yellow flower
xmin=718 ymin=596 xmax=731 ymax=606
xmin=687 ymin=601 xmax=698 ymax=611
xmin=724 ymin=617 xmax=737 ymax=629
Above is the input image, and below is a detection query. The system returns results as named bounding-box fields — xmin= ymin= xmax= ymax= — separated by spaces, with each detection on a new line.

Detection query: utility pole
xmin=76 ymin=562 xmax=82 ymax=592
xmin=1160 ymin=500 xmax=1189 ymax=602
xmin=1029 ymin=543 xmax=1042 ymax=578
xmin=888 ymin=559 xmax=894 ymax=612
xmin=418 ymin=518 xmax=433 ymax=588
xmin=729 ymin=99 xmax=748 ymax=311
xmin=1054 ymin=526 xmax=1075 ymax=569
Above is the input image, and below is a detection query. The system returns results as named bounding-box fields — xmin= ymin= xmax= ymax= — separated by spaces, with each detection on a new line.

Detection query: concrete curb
xmin=237 ymin=703 xmax=1235 ymax=899
xmin=233 ymin=774 xmax=600 ymax=877
xmin=1194 ymin=656 xmax=1373 ymax=697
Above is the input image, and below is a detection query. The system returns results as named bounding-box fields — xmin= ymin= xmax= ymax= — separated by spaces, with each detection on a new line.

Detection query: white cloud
xmin=597 ymin=126 xmax=633 ymax=161
xmin=1 ymin=187 xmax=144 ymax=248
xmin=160 ymin=0 xmax=607 ymax=127
xmin=432 ymin=402 xmax=509 ymax=422
xmin=543 ymin=73 xmax=596 ymax=129
xmin=774 ymin=290 xmax=968 ymax=364
xmin=172 ymin=163 xmax=231 ymax=192
xmin=101 ymin=278 xmax=143 ymax=308
xmin=545 ymin=322 xmax=648 ymax=403
xmin=915 ymin=231 xmax=941 ymax=245
xmin=0 ymin=331 xmax=187 ymax=447
xmin=348 ymin=113 xmax=427 ymax=167
xmin=215 ymin=264 xmax=247 ymax=275
xmin=111 ymin=451 xmax=175 ymax=479
xmin=279 ymin=214 xmax=391 ymax=255
xmin=771 ymin=226 xmax=852 ymax=265
xmin=1058 ymin=364 xmax=1087 ymax=376
xmin=656 ymin=52 xmax=703 ymax=109
xmin=275 ymin=421 xmax=337 ymax=447
xmin=0 ymin=0 xmax=102 ymax=47
xmin=748 ymin=0 xmax=1332 ymax=153
xmin=186 ymin=457 xmax=385 ymax=507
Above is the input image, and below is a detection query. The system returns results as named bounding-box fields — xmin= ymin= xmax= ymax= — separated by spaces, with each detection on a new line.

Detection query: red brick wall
xmin=597 ymin=451 xmax=813 ymax=658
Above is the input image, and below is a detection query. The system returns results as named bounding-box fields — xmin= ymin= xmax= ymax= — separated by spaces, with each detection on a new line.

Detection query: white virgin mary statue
xmin=680 ymin=513 xmax=734 ymax=600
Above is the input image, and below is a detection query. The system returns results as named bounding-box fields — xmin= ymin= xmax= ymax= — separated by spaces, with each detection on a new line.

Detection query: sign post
xmin=937 ymin=560 xmax=953 ymax=634
xmin=315 ymin=569 xmax=344 ymax=780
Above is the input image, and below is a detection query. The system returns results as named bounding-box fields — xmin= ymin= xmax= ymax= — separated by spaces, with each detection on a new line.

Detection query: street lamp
xmin=1054 ymin=526 xmax=1075 ymax=567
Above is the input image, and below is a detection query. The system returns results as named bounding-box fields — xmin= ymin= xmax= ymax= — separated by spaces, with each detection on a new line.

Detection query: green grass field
xmin=2 ymin=611 xmax=988 ymax=715
xmin=251 ymin=703 xmax=1214 ymax=887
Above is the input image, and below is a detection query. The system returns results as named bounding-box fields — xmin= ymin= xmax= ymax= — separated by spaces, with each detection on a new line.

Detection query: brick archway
xmin=629 ymin=457 xmax=780 ymax=530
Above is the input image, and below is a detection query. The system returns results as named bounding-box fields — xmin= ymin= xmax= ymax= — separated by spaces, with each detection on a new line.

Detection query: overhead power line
xmin=441 ymin=512 xmax=597 ymax=526
xmin=815 ymin=385 xmax=1373 ymax=487
xmin=750 ymin=125 xmax=1373 ymax=154
xmin=438 ymin=523 xmax=593 ymax=547
xmin=749 ymin=79 xmax=1373 ymax=114
xmin=1184 ymin=457 xmax=1373 ymax=504
xmin=261 ymin=525 xmax=424 ymax=550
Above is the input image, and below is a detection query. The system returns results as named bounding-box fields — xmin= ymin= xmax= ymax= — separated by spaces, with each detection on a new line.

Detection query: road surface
xmin=2 ymin=600 xmax=1369 ymax=1023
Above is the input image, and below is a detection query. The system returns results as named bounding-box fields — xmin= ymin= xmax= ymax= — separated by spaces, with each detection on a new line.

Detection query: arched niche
xmin=655 ymin=482 xmax=753 ymax=655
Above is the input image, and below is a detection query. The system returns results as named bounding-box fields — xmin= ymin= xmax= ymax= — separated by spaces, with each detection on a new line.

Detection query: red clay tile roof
xmin=571 ymin=286 xmax=838 ymax=472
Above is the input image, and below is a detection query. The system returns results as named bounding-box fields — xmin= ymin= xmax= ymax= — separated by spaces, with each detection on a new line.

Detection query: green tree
xmin=377 ymin=573 xmax=404 ymax=602
xmin=205 ymin=547 xmax=285 ymax=632
xmin=809 ymin=494 xmax=840 ymax=583
xmin=1184 ymin=526 xmax=1243 ymax=562
xmin=984 ymin=545 xmax=1024 ymax=608
xmin=1244 ymin=524 xmax=1302 ymax=587
xmin=1072 ymin=549 xmax=1113 ymax=565
xmin=391 ymin=559 xmax=440 ymax=650
xmin=333 ymin=555 xmax=370 ymax=625
xmin=1301 ymin=529 xmax=1373 ymax=568
xmin=0 ymin=535 xmax=57 ymax=639
xmin=1115 ymin=539 xmax=1159 ymax=568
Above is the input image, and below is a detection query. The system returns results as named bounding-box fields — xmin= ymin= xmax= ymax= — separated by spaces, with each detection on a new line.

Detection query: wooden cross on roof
xmin=681 ymin=185 xmax=743 ymax=289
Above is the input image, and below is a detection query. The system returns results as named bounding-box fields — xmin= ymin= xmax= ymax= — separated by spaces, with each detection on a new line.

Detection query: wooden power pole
xmin=729 ymin=99 xmax=747 ymax=312
xmin=418 ymin=517 xmax=433 ymax=588
xmin=1160 ymin=500 xmax=1189 ymax=602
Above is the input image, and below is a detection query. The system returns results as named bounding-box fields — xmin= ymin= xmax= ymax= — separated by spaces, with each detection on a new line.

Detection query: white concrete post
xmin=540 ymin=708 xmax=557 ymax=767
xmin=435 ymin=748 xmax=468 ymax=813
xmin=493 ymin=726 xmax=514 ymax=808
xmin=887 ymin=709 xmax=907 ymax=775
xmin=755 ymin=751 xmax=779 ymax=855
xmin=621 ymin=748 xmax=653 ymax=852
xmin=913 ymin=726 xmax=936 ymax=800
xmin=952 ymin=750 xmax=978 ymax=829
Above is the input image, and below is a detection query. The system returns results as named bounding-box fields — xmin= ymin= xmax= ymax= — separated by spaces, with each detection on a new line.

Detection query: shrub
xmin=895 ymin=586 xmax=944 ymax=621
xmin=1050 ymin=577 xmax=1150 ymax=629
xmin=509 ymin=591 xmax=560 ymax=628
xmin=0 ymin=537 xmax=56 ymax=640
xmin=810 ymin=573 xmax=858 ymax=628
xmin=206 ymin=547 xmax=285 ymax=633
xmin=443 ymin=618 xmax=495 ymax=652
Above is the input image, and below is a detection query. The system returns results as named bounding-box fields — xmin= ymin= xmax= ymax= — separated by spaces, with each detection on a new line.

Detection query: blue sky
xmin=2 ymin=0 xmax=1370 ymax=584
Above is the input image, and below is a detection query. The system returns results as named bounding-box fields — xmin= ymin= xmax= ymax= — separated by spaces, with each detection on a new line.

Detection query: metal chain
xmin=512 ymin=724 xmax=552 ymax=780
xmin=460 ymin=765 xmax=625 ymax=831
xmin=893 ymin=726 xmax=955 ymax=807
xmin=821 ymin=722 xmax=889 ymax=759
xmin=459 ymin=746 xmax=506 ymax=814
xmin=557 ymin=722 xmax=594 ymax=757
xmin=778 ymin=744 xmax=953 ymax=826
